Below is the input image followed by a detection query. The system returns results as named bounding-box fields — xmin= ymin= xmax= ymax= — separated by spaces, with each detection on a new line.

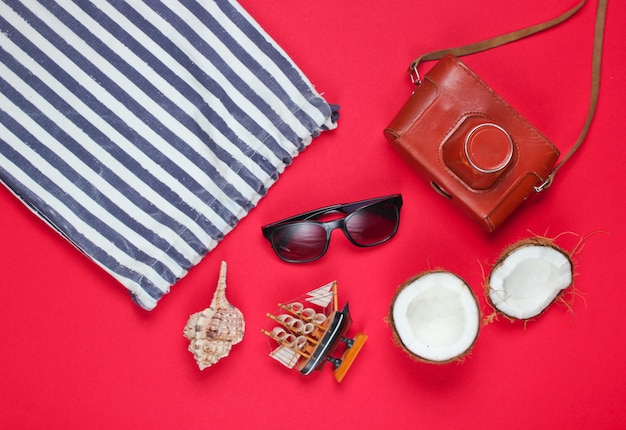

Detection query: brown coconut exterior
xmin=485 ymin=237 xmax=574 ymax=321
xmin=388 ymin=270 xmax=480 ymax=365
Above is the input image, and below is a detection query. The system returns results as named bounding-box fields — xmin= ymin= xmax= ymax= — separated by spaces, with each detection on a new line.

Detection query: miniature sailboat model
xmin=262 ymin=281 xmax=367 ymax=382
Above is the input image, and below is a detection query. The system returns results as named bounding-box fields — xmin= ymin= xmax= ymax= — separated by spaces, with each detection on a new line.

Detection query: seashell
xmin=183 ymin=261 xmax=245 ymax=370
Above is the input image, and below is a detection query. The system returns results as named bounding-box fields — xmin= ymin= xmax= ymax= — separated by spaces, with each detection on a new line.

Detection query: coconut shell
xmin=485 ymin=237 xmax=574 ymax=321
xmin=388 ymin=270 xmax=480 ymax=364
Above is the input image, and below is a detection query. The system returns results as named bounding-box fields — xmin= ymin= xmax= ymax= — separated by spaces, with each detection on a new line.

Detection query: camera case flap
xmin=384 ymin=54 xmax=560 ymax=231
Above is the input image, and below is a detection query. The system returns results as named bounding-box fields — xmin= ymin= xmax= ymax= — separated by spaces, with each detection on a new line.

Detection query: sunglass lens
xmin=270 ymin=223 xmax=328 ymax=262
xmin=345 ymin=201 xmax=399 ymax=246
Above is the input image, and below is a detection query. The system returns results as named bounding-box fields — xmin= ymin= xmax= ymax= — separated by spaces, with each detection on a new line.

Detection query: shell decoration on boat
xmin=183 ymin=261 xmax=245 ymax=370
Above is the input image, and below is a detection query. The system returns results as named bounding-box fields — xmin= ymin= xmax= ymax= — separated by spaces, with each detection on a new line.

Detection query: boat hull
xmin=299 ymin=303 xmax=351 ymax=375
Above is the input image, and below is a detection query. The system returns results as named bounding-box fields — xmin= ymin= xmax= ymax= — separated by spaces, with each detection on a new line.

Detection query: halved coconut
xmin=389 ymin=271 xmax=480 ymax=363
xmin=487 ymin=238 xmax=573 ymax=320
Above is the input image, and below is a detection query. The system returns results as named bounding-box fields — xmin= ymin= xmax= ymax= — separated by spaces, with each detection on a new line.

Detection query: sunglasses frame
xmin=261 ymin=194 xmax=403 ymax=263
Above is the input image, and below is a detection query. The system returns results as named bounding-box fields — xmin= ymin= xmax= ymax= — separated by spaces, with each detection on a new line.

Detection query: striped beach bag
xmin=0 ymin=1 xmax=338 ymax=310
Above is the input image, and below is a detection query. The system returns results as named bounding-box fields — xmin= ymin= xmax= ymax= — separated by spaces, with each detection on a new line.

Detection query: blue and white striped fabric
xmin=0 ymin=1 xmax=338 ymax=310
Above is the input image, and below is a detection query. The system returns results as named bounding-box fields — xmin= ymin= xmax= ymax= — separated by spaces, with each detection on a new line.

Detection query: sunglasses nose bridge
xmin=327 ymin=218 xmax=362 ymax=248
xmin=323 ymin=218 xmax=347 ymax=237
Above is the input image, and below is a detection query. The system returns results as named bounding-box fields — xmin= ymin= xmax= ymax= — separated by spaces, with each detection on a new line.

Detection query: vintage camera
xmin=384 ymin=55 xmax=560 ymax=231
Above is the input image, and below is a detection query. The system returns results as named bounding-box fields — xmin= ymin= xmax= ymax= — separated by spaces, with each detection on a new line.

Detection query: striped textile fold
xmin=0 ymin=0 xmax=338 ymax=310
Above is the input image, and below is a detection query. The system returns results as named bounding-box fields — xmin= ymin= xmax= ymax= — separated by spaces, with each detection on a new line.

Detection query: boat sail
xmin=262 ymin=281 xmax=367 ymax=382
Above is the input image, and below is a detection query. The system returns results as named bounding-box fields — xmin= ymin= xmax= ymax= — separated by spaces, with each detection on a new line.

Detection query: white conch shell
xmin=183 ymin=261 xmax=245 ymax=370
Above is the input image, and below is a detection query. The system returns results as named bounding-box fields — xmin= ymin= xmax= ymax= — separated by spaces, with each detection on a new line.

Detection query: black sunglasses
xmin=261 ymin=194 xmax=403 ymax=263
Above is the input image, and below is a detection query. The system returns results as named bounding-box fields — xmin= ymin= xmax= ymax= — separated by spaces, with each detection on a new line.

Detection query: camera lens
xmin=464 ymin=123 xmax=513 ymax=173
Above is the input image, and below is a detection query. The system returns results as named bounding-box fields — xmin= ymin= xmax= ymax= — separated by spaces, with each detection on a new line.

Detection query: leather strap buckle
xmin=534 ymin=175 xmax=554 ymax=193
xmin=409 ymin=64 xmax=421 ymax=85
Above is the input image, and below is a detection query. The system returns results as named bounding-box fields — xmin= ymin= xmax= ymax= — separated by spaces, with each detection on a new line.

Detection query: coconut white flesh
xmin=392 ymin=272 xmax=479 ymax=362
xmin=488 ymin=244 xmax=572 ymax=320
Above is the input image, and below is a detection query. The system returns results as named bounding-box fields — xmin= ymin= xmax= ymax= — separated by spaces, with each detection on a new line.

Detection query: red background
xmin=1 ymin=1 xmax=624 ymax=428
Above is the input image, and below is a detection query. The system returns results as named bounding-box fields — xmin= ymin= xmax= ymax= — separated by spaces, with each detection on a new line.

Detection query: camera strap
xmin=408 ymin=0 xmax=607 ymax=192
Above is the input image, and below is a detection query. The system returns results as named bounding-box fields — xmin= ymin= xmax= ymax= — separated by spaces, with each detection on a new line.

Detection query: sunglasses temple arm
xmin=276 ymin=204 xmax=347 ymax=223
xmin=263 ymin=195 xmax=401 ymax=227
xmin=300 ymin=197 xmax=391 ymax=220
xmin=283 ymin=195 xmax=395 ymax=223
xmin=338 ymin=195 xmax=401 ymax=214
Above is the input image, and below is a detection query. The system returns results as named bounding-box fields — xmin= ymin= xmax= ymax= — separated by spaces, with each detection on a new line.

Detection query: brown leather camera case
xmin=384 ymin=54 xmax=560 ymax=231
